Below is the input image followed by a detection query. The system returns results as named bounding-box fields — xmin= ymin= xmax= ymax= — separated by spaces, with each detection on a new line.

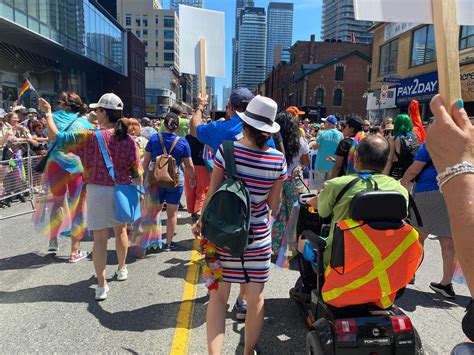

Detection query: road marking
xmin=170 ymin=239 xmax=201 ymax=355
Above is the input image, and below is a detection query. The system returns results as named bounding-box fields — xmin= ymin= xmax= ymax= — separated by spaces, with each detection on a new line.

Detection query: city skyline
xmin=266 ymin=2 xmax=293 ymax=75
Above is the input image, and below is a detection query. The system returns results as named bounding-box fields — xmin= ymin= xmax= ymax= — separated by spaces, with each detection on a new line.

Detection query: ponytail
xmin=114 ymin=118 xmax=128 ymax=141
xmin=78 ymin=103 xmax=88 ymax=116
xmin=242 ymin=122 xmax=271 ymax=149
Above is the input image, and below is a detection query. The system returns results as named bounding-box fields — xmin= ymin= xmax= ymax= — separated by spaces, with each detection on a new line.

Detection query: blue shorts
xmin=157 ymin=186 xmax=183 ymax=205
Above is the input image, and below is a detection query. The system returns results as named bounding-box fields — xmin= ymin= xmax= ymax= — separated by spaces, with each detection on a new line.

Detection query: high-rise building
xmin=222 ymin=86 xmax=232 ymax=109
xmin=171 ymin=0 xmax=204 ymax=14
xmin=321 ymin=0 xmax=373 ymax=44
xmin=232 ymin=0 xmax=255 ymax=88
xmin=266 ymin=2 xmax=293 ymax=75
xmin=117 ymin=0 xmax=180 ymax=69
xmin=236 ymin=7 xmax=267 ymax=91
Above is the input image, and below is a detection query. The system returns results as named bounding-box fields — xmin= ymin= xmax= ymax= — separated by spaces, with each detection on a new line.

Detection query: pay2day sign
xmin=396 ymin=72 xmax=438 ymax=105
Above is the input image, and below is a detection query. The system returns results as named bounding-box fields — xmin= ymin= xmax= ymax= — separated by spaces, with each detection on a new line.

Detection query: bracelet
xmin=437 ymin=161 xmax=474 ymax=193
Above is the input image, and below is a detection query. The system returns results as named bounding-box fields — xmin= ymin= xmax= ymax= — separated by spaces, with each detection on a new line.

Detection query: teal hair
xmin=393 ymin=114 xmax=414 ymax=137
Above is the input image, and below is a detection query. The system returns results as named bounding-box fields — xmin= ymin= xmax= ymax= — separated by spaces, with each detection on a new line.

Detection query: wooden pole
xmin=199 ymin=38 xmax=206 ymax=98
xmin=432 ymin=0 xmax=462 ymax=108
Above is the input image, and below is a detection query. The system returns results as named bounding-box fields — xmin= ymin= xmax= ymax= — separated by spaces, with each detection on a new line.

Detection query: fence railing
xmin=0 ymin=142 xmax=42 ymax=220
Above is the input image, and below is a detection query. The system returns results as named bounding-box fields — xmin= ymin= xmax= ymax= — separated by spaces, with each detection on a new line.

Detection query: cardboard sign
xmin=179 ymin=5 xmax=225 ymax=78
xmin=353 ymin=0 xmax=474 ymax=25
xmin=460 ymin=64 xmax=474 ymax=102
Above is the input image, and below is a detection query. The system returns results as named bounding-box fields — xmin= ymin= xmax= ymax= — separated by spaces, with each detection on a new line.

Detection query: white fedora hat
xmin=237 ymin=95 xmax=280 ymax=134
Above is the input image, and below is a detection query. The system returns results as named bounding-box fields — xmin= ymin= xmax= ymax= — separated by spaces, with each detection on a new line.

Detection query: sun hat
xmin=237 ymin=95 xmax=280 ymax=134
xmin=286 ymin=106 xmax=305 ymax=116
xmin=13 ymin=105 xmax=27 ymax=114
xmin=321 ymin=115 xmax=338 ymax=125
xmin=27 ymin=108 xmax=37 ymax=114
xmin=89 ymin=93 xmax=124 ymax=110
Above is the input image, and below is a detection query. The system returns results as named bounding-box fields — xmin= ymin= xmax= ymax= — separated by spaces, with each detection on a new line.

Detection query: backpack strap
xmin=157 ymin=133 xmax=168 ymax=155
xmin=334 ymin=177 xmax=361 ymax=205
xmin=409 ymin=194 xmax=423 ymax=227
xmin=168 ymin=136 xmax=181 ymax=155
xmin=223 ymin=141 xmax=237 ymax=179
xmin=95 ymin=129 xmax=116 ymax=182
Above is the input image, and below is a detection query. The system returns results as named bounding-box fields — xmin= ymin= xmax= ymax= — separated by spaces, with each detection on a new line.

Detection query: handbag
xmin=34 ymin=115 xmax=79 ymax=173
xmin=95 ymin=130 xmax=142 ymax=224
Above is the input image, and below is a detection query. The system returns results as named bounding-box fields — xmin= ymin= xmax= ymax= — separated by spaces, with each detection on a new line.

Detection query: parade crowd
xmin=0 ymin=87 xmax=473 ymax=354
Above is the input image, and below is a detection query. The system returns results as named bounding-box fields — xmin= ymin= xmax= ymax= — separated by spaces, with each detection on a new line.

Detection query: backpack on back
xmin=201 ymin=141 xmax=251 ymax=257
xmin=390 ymin=135 xmax=420 ymax=179
xmin=149 ymin=134 xmax=180 ymax=188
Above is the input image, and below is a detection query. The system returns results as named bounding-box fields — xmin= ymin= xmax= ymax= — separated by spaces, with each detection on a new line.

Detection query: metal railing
xmin=0 ymin=142 xmax=41 ymax=220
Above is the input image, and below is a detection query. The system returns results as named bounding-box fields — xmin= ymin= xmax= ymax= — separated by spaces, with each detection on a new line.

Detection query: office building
xmin=321 ymin=0 xmax=373 ymax=44
xmin=117 ymin=0 xmax=179 ymax=69
xmin=236 ymin=7 xmax=267 ymax=91
xmin=0 ymin=0 xmax=146 ymax=115
xmin=171 ymin=0 xmax=203 ymax=14
xmin=266 ymin=2 xmax=293 ymax=74
xmin=232 ymin=0 xmax=255 ymax=88
xmin=222 ymin=86 xmax=232 ymax=109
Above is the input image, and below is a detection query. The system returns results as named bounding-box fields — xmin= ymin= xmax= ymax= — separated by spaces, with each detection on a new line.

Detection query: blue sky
xmin=163 ymin=0 xmax=323 ymax=108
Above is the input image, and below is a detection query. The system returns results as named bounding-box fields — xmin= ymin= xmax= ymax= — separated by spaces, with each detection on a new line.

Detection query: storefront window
xmin=461 ymin=26 xmax=474 ymax=50
xmin=379 ymin=40 xmax=398 ymax=76
xmin=411 ymin=25 xmax=436 ymax=67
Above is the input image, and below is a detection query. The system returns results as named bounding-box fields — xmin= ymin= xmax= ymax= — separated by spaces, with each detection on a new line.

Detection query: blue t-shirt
xmin=145 ymin=132 xmax=191 ymax=167
xmin=196 ymin=113 xmax=275 ymax=154
xmin=413 ymin=143 xmax=438 ymax=193
xmin=315 ymin=129 xmax=344 ymax=172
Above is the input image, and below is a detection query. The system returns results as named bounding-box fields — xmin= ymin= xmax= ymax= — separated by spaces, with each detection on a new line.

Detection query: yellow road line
xmin=170 ymin=239 xmax=201 ymax=355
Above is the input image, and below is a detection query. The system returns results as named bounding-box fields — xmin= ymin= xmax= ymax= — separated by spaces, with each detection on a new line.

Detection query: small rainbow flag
xmin=326 ymin=156 xmax=336 ymax=163
xmin=18 ymin=79 xmax=35 ymax=102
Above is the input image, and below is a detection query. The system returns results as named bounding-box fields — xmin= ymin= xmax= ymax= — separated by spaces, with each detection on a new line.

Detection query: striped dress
xmin=213 ymin=142 xmax=287 ymax=283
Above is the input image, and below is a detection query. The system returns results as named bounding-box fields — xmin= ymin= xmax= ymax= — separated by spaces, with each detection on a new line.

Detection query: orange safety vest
xmin=322 ymin=218 xmax=423 ymax=309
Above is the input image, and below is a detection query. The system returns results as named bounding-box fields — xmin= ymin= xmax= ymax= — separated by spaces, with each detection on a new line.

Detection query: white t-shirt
xmin=288 ymin=136 xmax=309 ymax=175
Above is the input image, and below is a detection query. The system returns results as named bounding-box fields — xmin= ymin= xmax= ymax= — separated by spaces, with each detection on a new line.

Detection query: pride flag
xmin=409 ymin=100 xmax=426 ymax=144
xmin=18 ymin=79 xmax=35 ymax=102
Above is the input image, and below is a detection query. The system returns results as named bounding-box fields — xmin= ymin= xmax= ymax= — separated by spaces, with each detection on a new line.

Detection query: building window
xmin=164 ymin=18 xmax=175 ymax=28
xmin=136 ymin=30 xmax=141 ymax=38
xmin=155 ymin=17 xmax=159 ymax=25
xmin=333 ymin=89 xmax=343 ymax=107
xmin=136 ymin=18 xmax=141 ymax=26
xmin=379 ymin=40 xmax=398 ymax=76
xmin=164 ymin=52 xmax=175 ymax=61
xmin=156 ymin=52 xmax=159 ymax=58
xmin=164 ymin=30 xmax=174 ymax=40
xmin=315 ymin=88 xmax=324 ymax=106
xmin=155 ymin=29 xmax=159 ymax=36
xmin=143 ymin=40 xmax=148 ymax=47
xmin=155 ymin=41 xmax=159 ymax=47
xmin=126 ymin=16 xmax=131 ymax=26
xmin=164 ymin=41 xmax=174 ymax=50
xmin=461 ymin=26 xmax=474 ymax=50
xmin=143 ymin=19 xmax=148 ymax=27
xmin=143 ymin=29 xmax=148 ymax=36
xmin=411 ymin=25 xmax=436 ymax=67
xmin=335 ymin=66 xmax=344 ymax=81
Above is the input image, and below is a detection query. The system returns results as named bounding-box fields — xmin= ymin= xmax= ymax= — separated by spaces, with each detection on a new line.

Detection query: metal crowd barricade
xmin=0 ymin=142 xmax=38 ymax=220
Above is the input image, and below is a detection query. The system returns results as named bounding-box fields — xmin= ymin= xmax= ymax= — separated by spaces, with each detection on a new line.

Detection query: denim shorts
xmin=157 ymin=186 xmax=184 ymax=205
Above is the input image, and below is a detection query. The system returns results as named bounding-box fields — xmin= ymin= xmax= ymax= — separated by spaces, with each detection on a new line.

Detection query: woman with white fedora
xmin=193 ymin=95 xmax=287 ymax=354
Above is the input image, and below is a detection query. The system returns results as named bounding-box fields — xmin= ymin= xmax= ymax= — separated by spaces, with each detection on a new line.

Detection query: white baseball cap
xmin=89 ymin=93 xmax=124 ymax=110
xmin=237 ymin=95 xmax=280 ymax=134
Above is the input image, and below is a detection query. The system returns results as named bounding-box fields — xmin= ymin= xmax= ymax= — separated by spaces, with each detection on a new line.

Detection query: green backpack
xmin=201 ymin=141 xmax=251 ymax=257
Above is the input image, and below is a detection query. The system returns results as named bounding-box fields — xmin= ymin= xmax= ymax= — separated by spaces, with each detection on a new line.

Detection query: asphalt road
xmin=0 ymin=201 xmax=471 ymax=354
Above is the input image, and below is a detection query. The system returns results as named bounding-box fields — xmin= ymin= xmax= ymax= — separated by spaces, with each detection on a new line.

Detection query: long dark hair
xmin=242 ymin=121 xmax=271 ymax=149
xmin=275 ymin=111 xmax=301 ymax=166
xmin=102 ymin=108 xmax=127 ymax=141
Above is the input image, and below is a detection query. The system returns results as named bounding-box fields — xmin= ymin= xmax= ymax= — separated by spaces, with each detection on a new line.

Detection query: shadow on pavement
xmin=0 ymin=252 xmax=69 ymax=271
xmin=158 ymin=257 xmax=202 ymax=280
xmin=396 ymin=287 xmax=472 ymax=311
xmin=87 ymin=295 xmax=208 ymax=332
xmin=231 ymin=297 xmax=307 ymax=354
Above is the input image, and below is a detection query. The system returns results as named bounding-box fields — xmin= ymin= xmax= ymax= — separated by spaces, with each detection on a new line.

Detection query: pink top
xmin=57 ymin=129 xmax=143 ymax=186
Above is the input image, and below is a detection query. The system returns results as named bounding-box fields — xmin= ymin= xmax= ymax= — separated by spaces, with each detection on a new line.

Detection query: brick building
xmin=264 ymin=36 xmax=372 ymax=120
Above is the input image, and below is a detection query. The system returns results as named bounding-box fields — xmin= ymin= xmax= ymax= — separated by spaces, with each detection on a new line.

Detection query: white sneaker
xmin=95 ymin=284 xmax=109 ymax=301
xmin=115 ymin=268 xmax=128 ymax=281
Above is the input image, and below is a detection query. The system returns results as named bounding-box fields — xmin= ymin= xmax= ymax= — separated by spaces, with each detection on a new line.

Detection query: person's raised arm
xmin=189 ymin=94 xmax=208 ymax=138
xmin=427 ymin=95 xmax=474 ymax=299
xmin=38 ymin=98 xmax=58 ymax=140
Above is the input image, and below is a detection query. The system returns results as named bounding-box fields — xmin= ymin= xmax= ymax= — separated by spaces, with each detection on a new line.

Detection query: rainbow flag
xmin=18 ymin=79 xmax=35 ymax=102
xmin=409 ymin=100 xmax=426 ymax=144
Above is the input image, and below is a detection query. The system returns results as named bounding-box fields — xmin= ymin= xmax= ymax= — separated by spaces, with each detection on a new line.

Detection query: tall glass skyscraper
xmin=170 ymin=0 xmax=203 ymax=14
xmin=232 ymin=0 xmax=255 ymax=88
xmin=321 ymin=0 xmax=373 ymax=44
xmin=266 ymin=2 xmax=293 ymax=75
xmin=236 ymin=7 xmax=266 ymax=91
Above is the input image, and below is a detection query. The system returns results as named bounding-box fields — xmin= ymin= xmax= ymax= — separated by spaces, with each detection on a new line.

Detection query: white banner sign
xmin=179 ymin=5 xmax=226 ymax=78
xmin=366 ymin=88 xmax=397 ymax=110
xmin=354 ymin=0 xmax=474 ymax=25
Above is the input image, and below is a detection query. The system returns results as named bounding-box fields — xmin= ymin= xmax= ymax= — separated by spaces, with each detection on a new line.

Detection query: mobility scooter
xmin=293 ymin=190 xmax=424 ymax=355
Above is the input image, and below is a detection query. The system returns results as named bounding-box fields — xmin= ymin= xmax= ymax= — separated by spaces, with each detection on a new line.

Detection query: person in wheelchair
xmin=291 ymin=135 xmax=423 ymax=309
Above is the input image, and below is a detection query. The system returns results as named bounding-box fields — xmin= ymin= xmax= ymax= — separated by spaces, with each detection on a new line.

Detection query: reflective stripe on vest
xmin=322 ymin=219 xmax=420 ymax=308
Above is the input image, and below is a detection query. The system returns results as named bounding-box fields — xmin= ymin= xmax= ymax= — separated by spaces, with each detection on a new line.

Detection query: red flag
xmin=409 ymin=100 xmax=426 ymax=144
